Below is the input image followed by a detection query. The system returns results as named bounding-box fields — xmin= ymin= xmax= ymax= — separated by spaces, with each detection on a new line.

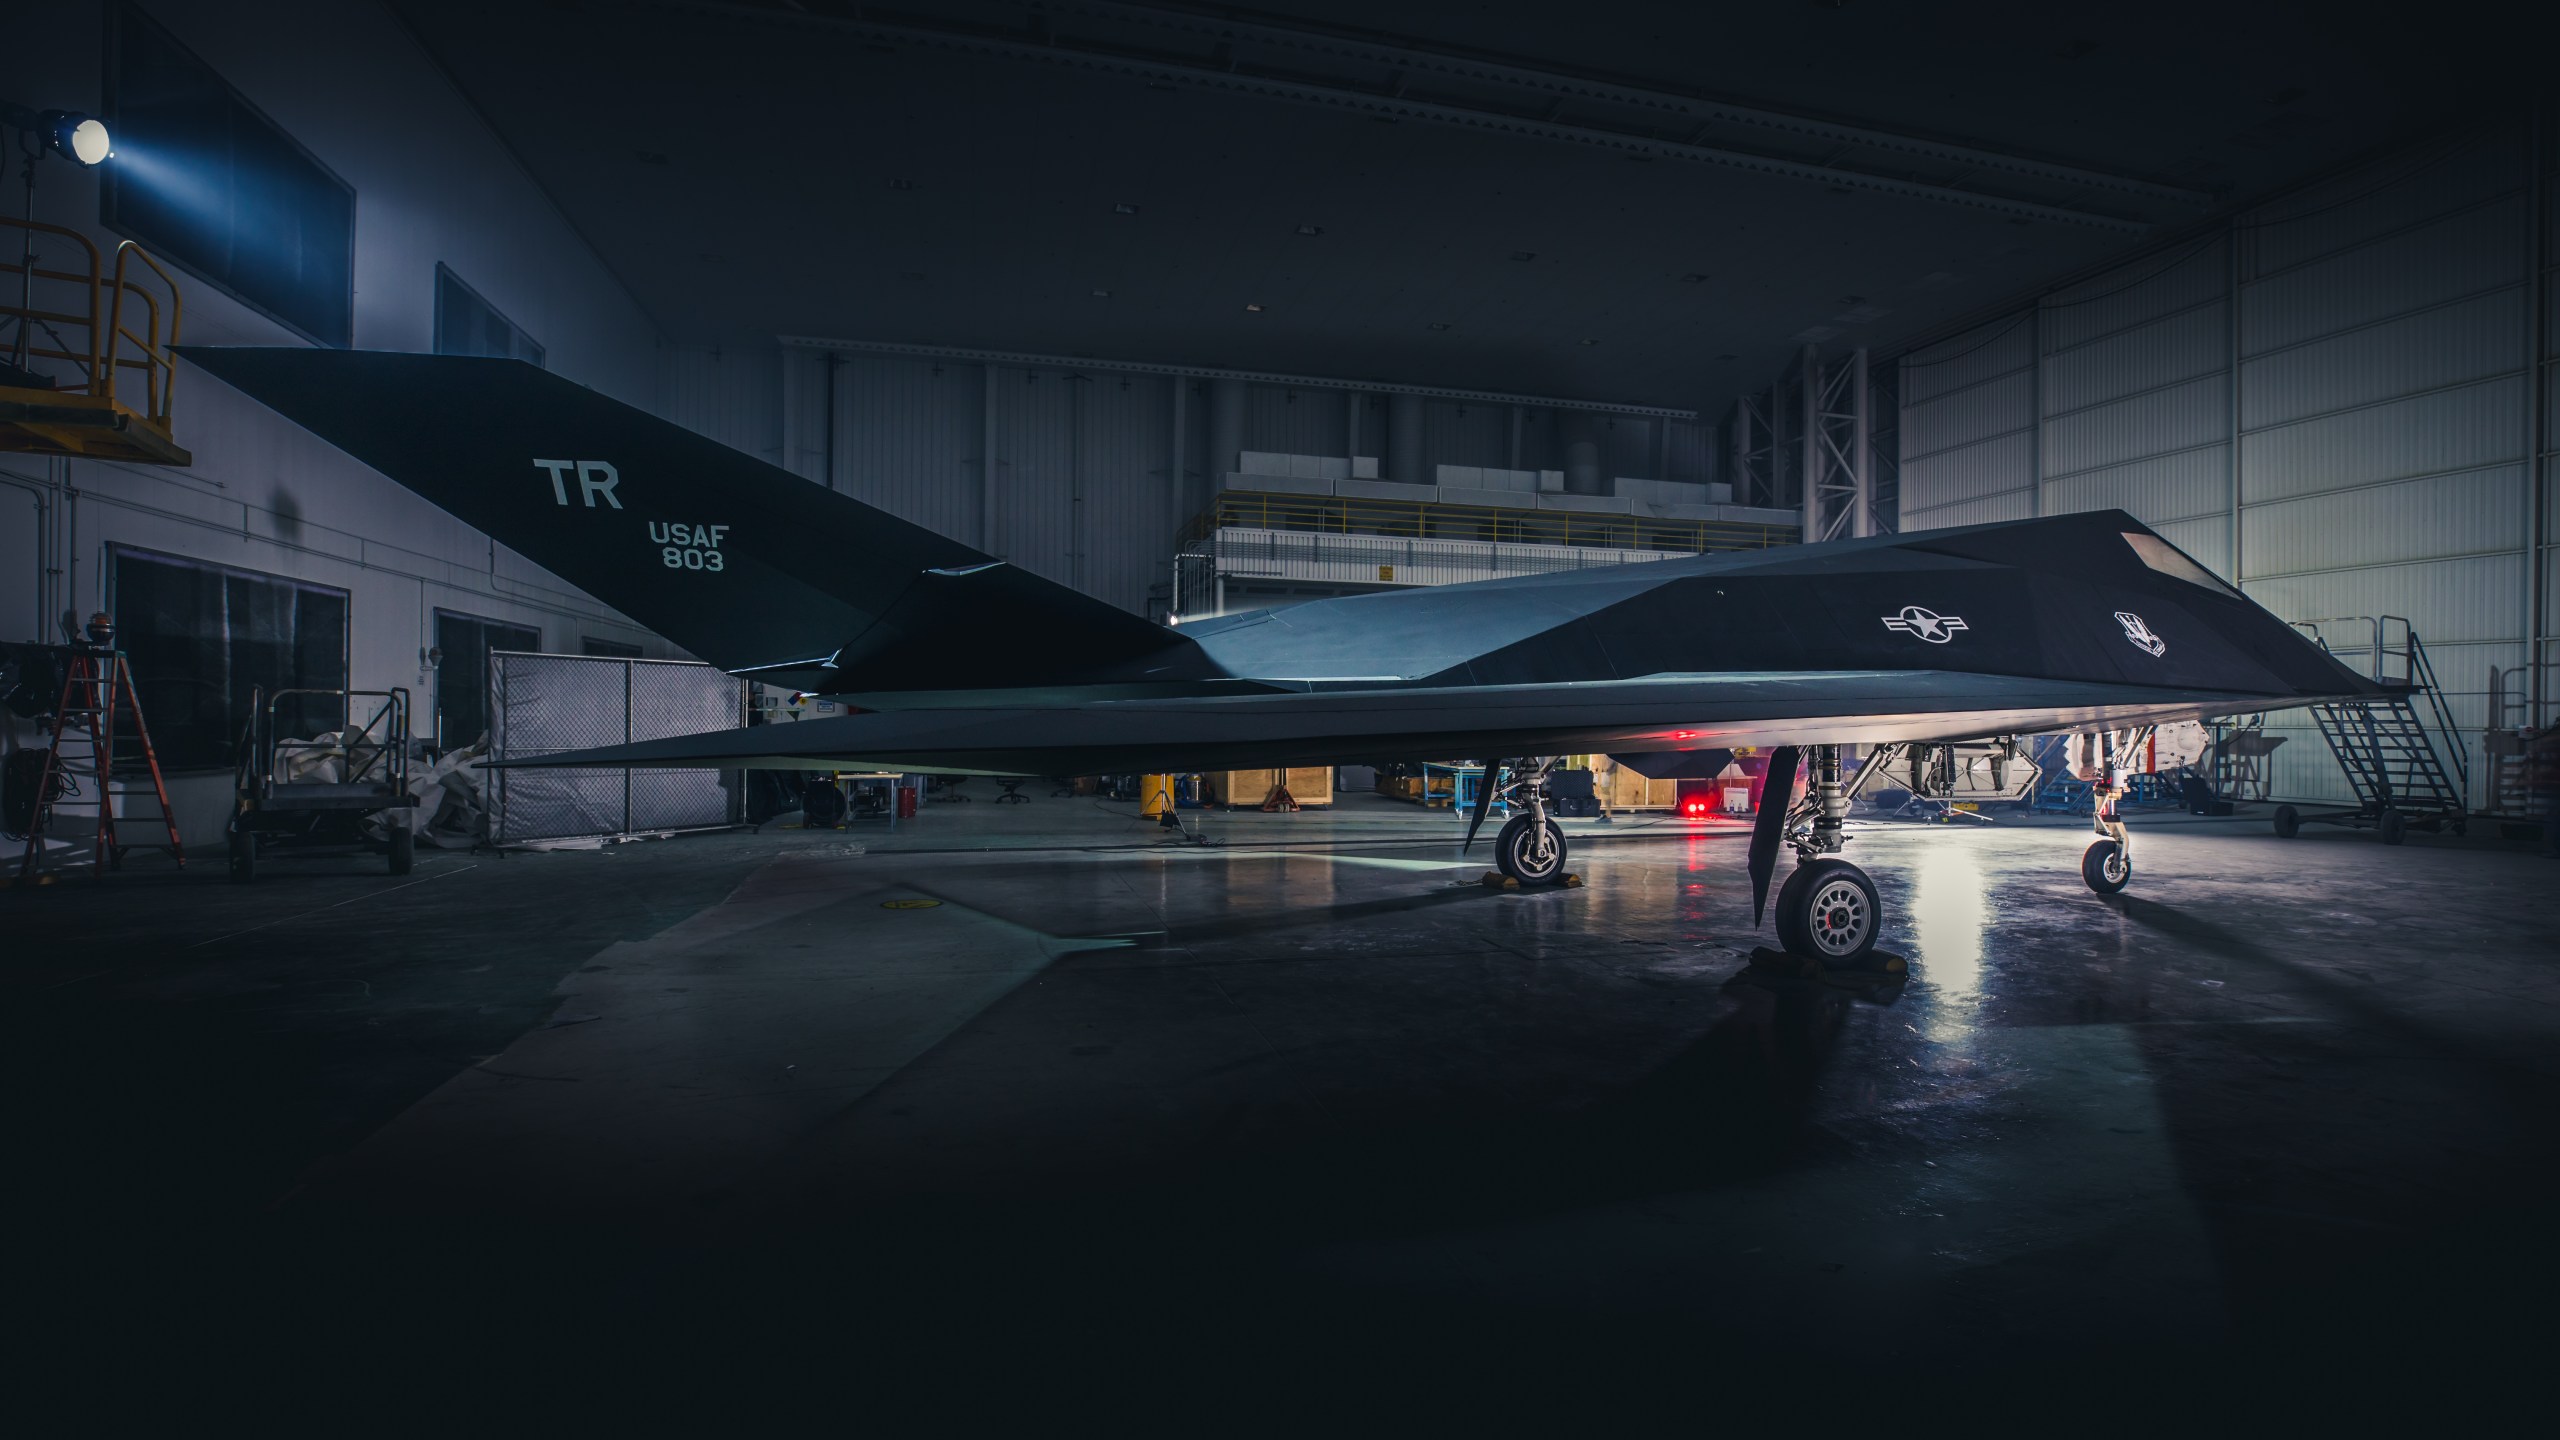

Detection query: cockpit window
xmin=2122 ymin=531 xmax=2243 ymax=600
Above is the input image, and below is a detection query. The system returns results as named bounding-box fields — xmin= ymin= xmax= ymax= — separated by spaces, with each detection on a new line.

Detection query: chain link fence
xmin=488 ymin=652 xmax=744 ymax=842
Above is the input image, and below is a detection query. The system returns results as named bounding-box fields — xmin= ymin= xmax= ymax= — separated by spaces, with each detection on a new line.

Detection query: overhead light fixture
xmin=1244 ymin=303 xmax=1264 ymax=313
xmin=0 ymin=103 xmax=111 ymax=165
xmin=1091 ymin=289 xmax=1111 ymax=298
xmin=888 ymin=178 xmax=915 ymax=191
xmin=1115 ymin=202 xmax=1139 ymax=214
xmin=1295 ymin=224 xmax=1323 ymax=236
xmin=1681 ymin=273 xmax=1709 ymax=283
xmin=1427 ymin=322 xmax=1450 ymax=331
xmin=1510 ymin=250 xmax=1537 ymax=262
xmin=1581 ymin=338 xmax=1598 ymax=346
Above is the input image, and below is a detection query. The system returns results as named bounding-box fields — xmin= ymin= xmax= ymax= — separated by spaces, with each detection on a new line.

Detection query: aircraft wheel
xmin=2379 ymin=809 xmax=2406 ymax=846
xmin=1773 ymin=858 xmax=1879 ymax=964
xmin=388 ymin=823 xmax=414 ymax=876
xmin=2272 ymin=804 xmax=2299 ymax=839
xmin=2082 ymin=839 xmax=2131 ymax=894
xmin=228 ymin=831 xmax=257 ymax=885
xmin=1494 ymin=814 xmax=1568 ymax=886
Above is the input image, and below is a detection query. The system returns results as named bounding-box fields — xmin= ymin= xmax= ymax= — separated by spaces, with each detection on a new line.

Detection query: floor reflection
xmin=1907 ymin=841 xmax=1988 ymax=1042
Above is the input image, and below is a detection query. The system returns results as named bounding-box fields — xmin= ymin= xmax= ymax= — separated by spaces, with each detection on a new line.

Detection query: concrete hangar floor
xmin=10 ymin=791 xmax=2557 ymax=1415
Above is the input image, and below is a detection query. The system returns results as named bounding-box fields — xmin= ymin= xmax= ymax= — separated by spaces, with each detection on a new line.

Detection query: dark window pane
xmin=581 ymin=637 xmax=643 ymax=658
xmin=103 ymin=3 xmax=356 ymax=348
xmin=433 ymin=264 xmax=544 ymax=369
xmin=109 ymin=547 xmax=348 ymax=771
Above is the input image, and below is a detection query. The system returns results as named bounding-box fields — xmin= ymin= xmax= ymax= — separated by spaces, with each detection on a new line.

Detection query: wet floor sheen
xmin=9 ymin=801 xmax=2556 ymax=1408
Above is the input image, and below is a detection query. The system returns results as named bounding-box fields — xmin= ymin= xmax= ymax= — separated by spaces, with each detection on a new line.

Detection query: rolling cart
xmin=227 ymin=686 xmax=418 ymax=881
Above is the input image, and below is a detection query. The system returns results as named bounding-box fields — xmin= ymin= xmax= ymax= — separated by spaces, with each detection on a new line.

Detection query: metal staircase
xmin=2284 ymin=616 xmax=2468 ymax=842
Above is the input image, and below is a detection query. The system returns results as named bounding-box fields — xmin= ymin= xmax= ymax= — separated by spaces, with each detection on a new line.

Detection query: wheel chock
xmin=1480 ymin=871 xmax=1518 ymax=889
xmin=1561 ymin=872 xmax=1584 ymax=888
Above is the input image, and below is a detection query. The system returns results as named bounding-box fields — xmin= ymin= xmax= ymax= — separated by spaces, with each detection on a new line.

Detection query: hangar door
xmin=487 ymin=651 xmax=744 ymax=843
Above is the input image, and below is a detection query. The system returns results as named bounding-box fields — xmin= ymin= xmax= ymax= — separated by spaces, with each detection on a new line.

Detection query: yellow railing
xmin=1181 ymin=489 xmax=1797 ymax=556
xmin=2 ymin=217 xmax=182 ymax=425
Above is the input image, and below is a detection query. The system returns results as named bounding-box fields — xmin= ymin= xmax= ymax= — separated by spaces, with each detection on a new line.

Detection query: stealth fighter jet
xmin=184 ymin=348 xmax=2380 ymax=961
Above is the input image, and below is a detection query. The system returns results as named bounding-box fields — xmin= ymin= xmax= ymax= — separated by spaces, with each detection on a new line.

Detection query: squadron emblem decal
xmin=2115 ymin=611 xmax=2167 ymax=657
xmin=1881 ymin=605 xmax=1969 ymax=644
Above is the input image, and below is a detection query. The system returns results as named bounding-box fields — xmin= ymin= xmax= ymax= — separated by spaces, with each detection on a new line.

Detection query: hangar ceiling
xmin=388 ymin=0 xmax=2530 ymax=414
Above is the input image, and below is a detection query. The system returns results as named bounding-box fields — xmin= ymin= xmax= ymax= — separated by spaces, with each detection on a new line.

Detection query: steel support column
xmin=1803 ymin=347 xmax=1870 ymax=543
xmin=1800 ymin=344 xmax=1821 ymax=543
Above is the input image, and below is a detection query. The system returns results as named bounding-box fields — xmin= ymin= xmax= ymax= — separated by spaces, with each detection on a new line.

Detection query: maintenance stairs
xmin=2291 ymin=616 xmax=2468 ymax=840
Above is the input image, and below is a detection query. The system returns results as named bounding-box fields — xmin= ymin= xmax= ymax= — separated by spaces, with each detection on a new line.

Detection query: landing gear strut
xmin=2080 ymin=725 xmax=2152 ymax=896
xmin=1473 ymin=758 xmax=1570 ymax=885
xmin=1769 ymin=744 xmax=1884 ymax=964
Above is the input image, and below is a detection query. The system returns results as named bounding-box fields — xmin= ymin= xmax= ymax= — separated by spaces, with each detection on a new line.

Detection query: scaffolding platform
xmin=2 ymin=216 xmax=187 ymax=465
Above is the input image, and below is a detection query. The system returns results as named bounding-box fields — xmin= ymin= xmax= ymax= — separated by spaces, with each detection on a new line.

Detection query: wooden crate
xmin=1592 ymin=761 xmax=1678 ymax=811
xmin=1203 ymin=767 xmax=1334 ymax=808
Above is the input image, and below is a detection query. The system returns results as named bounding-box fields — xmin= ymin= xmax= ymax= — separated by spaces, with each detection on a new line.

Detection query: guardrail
xmin=3 ymin=216 xmax=182 ymax=427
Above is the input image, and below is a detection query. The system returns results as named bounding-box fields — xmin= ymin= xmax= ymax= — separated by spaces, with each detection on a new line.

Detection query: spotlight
xmin=0 ymin=103 xmax=111 ymax=165
xmin=52 ymin=113 xmax=111 ymax=165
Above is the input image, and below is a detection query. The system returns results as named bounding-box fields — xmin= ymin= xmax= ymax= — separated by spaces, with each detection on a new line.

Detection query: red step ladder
xmin=12 ymin=647 xmax=186 ymax=884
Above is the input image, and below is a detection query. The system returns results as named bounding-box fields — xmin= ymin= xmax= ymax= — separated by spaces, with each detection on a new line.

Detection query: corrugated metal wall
xmin=1894 ymin=120 xmax=2554 ymax=806
xmin=1425 ymin=401 xmax=1515 ymax=469
xmin=1246 ymin=385 xmax=1350 ymax=457
xmin=684 ymin=347 xmax=1712 ymax=618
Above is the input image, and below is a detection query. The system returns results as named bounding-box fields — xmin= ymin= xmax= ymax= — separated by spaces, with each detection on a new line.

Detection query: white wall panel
xmin=1429 ymin=400 xmax=1516 ymax=471
xmin=2041 ymin=303 xmax=2226 ymax=415
xmin=2244 ymin=199 xmax=2525 ymax=352
xmin=2243 ymin=467 xmax=2526 ymax=577
xmin=1246 ymin=386 xmax=1349 ymax=458
xmin=2043 ymin=446 xmax=2231 ymax=525
xmin=1899 ymin=431 xmax=2035 ymax=509
xmin=2043 ymin=240 xmax=2230 ymax=351
xmin=1901 ymin=491 xmax=2036 ymax=532
xmin=2247 ymin=134 xmax=2522 ymax=275
xmin=1901 ymin=317 xmax=2034 ymax=404
xmin=1900 ymin=372 xmax=2034 ymax=462
xmin=2043 ymin=376 xmax=2228 ymax=478
xmin=987 ymin=367 xmax=1077 ymax=593
xmin=2244 ymin=552 xmax=2524 ymax=647
xmin=659 ymin=344 xmax=782 ymax=465
xmin=834 ymin=354 xmax=984 ymax=544
xmin=1075 ymin=374 xmax=1176 ymax=617
xmin=2241 ymin=287 xmax=2524 ymax=430
xmin=2240 ymin=377 xmax=2525 ymax=503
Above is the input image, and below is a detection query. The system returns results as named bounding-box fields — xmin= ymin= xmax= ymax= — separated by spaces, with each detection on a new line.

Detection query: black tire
xmin=2272 ymin=804 xmax=2299 ymax=839
xmin=2082 ymin=838 xmax=2130 ymax=894
xmin=1772 ymin=858 xmax=1880 ymax=964
xmin=227 ymin=831 xmax=256 ymax=884
xmin=1493 ymin=813 xmax=1567 ymax=885
xmin=388 ymin=823 xmax=414 ymax=876
xmin=2378 ymin=809 xmax=2406 ymax=846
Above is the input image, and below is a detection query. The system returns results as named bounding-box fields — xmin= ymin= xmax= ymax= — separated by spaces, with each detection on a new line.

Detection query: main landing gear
xmin=1767 ymin=744 xmax=1883 ymax=964
xmin=1473 ymin=758 xmax=1570 ymax=885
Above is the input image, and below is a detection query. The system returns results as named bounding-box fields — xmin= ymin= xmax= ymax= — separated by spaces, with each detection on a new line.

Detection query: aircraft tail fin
xmin=178 ymin=347 xmax=1202 ymax=690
